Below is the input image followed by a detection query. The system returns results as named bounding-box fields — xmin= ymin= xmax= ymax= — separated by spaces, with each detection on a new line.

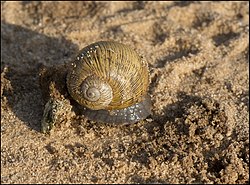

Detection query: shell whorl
xmin=78 ymin=75 xmax=113 ymax=110
xmin=67 ymin=41 xmax=150 ymax=111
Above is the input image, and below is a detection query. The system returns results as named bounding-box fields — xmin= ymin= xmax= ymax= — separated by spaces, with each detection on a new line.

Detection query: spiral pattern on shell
xmin=67 ymin=41 xmax=151 ymax=124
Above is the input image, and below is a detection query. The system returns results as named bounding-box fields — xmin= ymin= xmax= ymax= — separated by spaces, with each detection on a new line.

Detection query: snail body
xmin=67 ymin=41 xmax=151 ymax=124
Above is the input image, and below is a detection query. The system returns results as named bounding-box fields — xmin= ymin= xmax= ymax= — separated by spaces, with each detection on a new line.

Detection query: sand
xmin=1 ymin=1 xmax=249 ymax=184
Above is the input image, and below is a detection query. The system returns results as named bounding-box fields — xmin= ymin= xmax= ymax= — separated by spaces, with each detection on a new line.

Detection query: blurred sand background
xmin=1 ymin=1 xmax=249 ymax=184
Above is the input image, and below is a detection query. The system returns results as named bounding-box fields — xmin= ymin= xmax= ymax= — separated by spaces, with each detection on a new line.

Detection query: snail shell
xmin=67 ymin=41 xmax=151 ymax=124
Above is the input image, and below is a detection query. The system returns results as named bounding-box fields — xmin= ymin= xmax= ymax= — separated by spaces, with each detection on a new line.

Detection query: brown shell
xmin=66 ymin=41 xmax=151 ymax=124
xmin=67 ymin=41 xmax=152 ymax=124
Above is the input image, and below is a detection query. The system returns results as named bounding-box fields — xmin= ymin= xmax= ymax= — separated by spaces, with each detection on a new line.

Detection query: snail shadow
xmin=1 ymin=22 xmax=78 ymax=132
xmin=164 ymin=92 xmax=203 ymax=122
xmin=139 ymin=92 xmax=204 ymax=168
xmin=145 ymin=91 xmax=204 ymax=135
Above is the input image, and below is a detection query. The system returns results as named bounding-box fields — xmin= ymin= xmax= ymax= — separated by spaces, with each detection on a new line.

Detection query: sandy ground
xmin=1 ymin=1 xmax=249 ymax=184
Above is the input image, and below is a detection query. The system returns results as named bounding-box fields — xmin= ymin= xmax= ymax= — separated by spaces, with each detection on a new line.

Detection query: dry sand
xmin=1 ymin=1 xmax=249 ymax=184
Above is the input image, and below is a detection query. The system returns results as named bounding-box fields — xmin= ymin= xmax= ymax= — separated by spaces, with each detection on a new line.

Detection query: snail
xmin=40 ymin=41 xmax=152 ymax=133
